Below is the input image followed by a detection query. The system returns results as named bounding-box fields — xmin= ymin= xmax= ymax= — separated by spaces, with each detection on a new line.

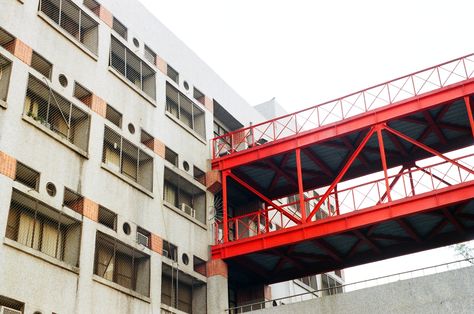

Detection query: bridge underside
xmin=226 ymin=195 xmax=474 ymax=285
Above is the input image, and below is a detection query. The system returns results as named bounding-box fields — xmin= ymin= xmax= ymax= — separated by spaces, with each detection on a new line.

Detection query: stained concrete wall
xmin=251 ymin=266 xmax=474 ymax=314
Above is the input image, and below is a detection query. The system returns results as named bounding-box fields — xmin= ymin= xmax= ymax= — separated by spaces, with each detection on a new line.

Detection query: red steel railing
xmin=214 ymin=153 xmax=474 ymax=244
xmin=212 ymin=53 xmax=474 ymax=158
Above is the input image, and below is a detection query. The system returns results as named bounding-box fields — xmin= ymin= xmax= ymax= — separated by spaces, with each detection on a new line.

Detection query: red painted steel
xmin=212 ymin=54 xmax=474 ymax=160
xmin=211 ymin=54 xmax=474 ymax=266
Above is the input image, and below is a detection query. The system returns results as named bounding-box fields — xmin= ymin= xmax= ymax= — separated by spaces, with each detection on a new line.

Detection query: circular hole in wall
xmin=58 ymin=74 xmax=68 ymax=87
xmin=133 ymin=38 xmax=139 ymax=48
xmin=183 ymin=81 xmax=189 ymax=90
xmin=128 ymin=123 xmax=135 ymax=134
xmin=183 ymin=161 xmax=190 ymax=171
xmin=182 ymin=253 xmax=189 ymax=265
xmin=123 ymin=222 xmax=131 ymax=235
xmin=46 ymin=182 xmax=57 ymax=196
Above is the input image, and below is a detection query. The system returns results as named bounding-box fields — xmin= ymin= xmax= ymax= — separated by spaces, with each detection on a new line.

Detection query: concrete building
xmin=0 ymin=0 xmax=342 ymax=313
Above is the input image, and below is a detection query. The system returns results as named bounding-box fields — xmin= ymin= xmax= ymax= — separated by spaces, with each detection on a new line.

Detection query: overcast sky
xmin=137 ymin=0 xmax=474 ymax=284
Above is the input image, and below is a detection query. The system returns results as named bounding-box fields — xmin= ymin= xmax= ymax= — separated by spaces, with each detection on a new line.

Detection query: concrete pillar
xmin=207 ymin=259 xmax=229 ymax=314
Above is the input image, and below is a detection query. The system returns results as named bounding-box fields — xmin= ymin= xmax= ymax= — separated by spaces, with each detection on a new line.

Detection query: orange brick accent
xmin=5 ymin=39 xmax=32 ymax=65
xmin=153 ymin=139 xmax=165 ymax=158
xmin=90 ymin=94 xmax=107 ymax=117
xmin=150 ymin=233 xmax=163 ymax=254
xmin=0 ymin=151 xmax=16 ymax=179
xmin=204 ymin=96 xmax=213 ymax=112
xmin=206 ymin=259 xmax=228 ymax=278
xmin=156 ymin=55 xmax=167 ymax=74
xmin=98 ymin=6 xmax=113 ymax=28
xmin=206 ymin=170 xmax=221 ymax=194
xmin=67 ymin=197 xmax=98 ymax=222
xmin=83 ymin=198 xmax=99 ymax=221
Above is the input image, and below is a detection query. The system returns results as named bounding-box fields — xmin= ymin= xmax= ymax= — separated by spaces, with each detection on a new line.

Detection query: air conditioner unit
xmin=162 ymin=249 xmax=169 ymax=259
xmin=0 ymin=306 xmax=22 ymax=314
xmin=137 ymin=231 xmax=149 ymax=247
xmin=181 ymin=203 xmax=196 ymax=218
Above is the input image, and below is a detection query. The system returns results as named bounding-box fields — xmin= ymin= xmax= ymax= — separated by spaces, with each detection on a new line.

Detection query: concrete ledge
xmin=3 ymin=238 xmax=80 ymax=274
xmin=165 ymin=112 xmax=207 ymax=144
xmin=101 ymin=163 xmax=154 ymax=198
xmin=22 ymin=115 xmax=89 ymax=158
xmin=92 ymin=275 xmax=151 ymax=303
xmin=108 ymin=66 xmax=157 ymax=107
xmin=163 ymin=201 xmax=207 ymax=230
xmin=37 ymin=11 xmax=98 ymax=61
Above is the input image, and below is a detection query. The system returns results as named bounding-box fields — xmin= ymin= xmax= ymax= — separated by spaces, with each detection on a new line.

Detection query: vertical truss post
xmin=408 ymin=167 xmax=416 ymax=196
xmin=265 ymin=204 xmax=270 ymax=233
xmin=222 ymin=170 xmax=229 ymax=242
xmin=465 ymin=96 xmax=474 ymax=138
xmin=334 ymin=185 xmax=340 ymax=216
xmin=295 ymin=148 xmax=306 ymax=222
xmin=376 ymin=125 xmax=391 ymax=202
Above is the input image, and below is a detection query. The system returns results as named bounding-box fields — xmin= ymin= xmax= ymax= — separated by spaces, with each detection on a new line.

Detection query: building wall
xmin=0 ymin=0 xmax=266 ymax=313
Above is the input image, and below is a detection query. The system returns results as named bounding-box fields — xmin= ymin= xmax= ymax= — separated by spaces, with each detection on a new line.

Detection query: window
xmin=193 ymin=255 xmax=206 ymax=276
xmin=98 ymin=206 xmax=117 ymax=230
xmin=31 ymin=52 xmax=52 ymax=80
xmin=63 ymin=187 xmax=83 ymax=210
xmin=161 ymin=264 xmax=206 ymax=313
xmin=39 ymin=0 xmax=99 ymax=55
xmin=0 ymin=295 xmax=24 ymax=313
xmin=163 ymin=167 xmax=206 ymax=223
xmin=73 ymin=82 xmax=92 ymax=106
xmin=140 ymin=129 xmax=154 ymax=150
xmin=112 ymin=18 xmax=127 ymax=40
xmin=193 ymin=166 xmax=205 ymax=185
xmin=24 ymin=75 xmax=91 ymax=152
xmin=162 ymin=240 xmax=177 ymax=262
xmin=193 ymin=87 xmax=205 ymax=105
xmin=298 ymin=275 xmax=318 ymax=290
xmin=321 ymin=273 xmax=343 ymax=296
xmin=144 ymin=45 xmax=156 ymax=64
xmin=83 ymin=0 xmax=100 ymax=15
xmin=94 ymin=232 xmax=150 ymax=296
xmin=105 ymin=104 xmax=122 ymax=128
xmin=0 ymin=54 xmax=12 ymax=103
xmin=102 ymin=126 xmax=154 ymax=191
xmin=166 ymin=83 xmax=205 ymax=138
xmin=15 ymin=161 xmax=40 ymax=191
xmin=164 ymin=147 xmax=178 ymax=166
xmin=167 ymin=65 xmax=179 ymax=84
xmin=109 ymin=36 xmax=156 ymax=100
xmin=213 ymin=121 xmax=228 ymax=138
xmin=6 ymin=189 xmax=81 ymax=266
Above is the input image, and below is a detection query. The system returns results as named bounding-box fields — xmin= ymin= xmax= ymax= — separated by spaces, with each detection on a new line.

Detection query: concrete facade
xmin=0 ymin=0 xmax=267 ymax=313
xmin=251 ymin=265 xmax=474 ymax=314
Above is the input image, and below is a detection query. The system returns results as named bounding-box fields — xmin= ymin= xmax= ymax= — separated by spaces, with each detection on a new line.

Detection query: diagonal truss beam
xmin=465 ymin=96 xmax=474 ymax=138
xmin=227 ymin=171 xmax=301 ymax=225
xmin=306 ymin=127 xmax=375 ymax=222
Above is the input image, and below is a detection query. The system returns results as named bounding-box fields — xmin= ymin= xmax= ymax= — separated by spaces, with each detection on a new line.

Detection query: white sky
xmin=137 ymin=0 xmax=474 ymax=284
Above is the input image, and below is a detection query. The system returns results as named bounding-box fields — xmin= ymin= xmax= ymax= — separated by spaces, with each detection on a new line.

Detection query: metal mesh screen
xmin=102 ymin=126 xmax=154 ymax=191
xmin=24 ymin=75 xmax=91 ymax=152
xmin=166 ymin=82 xmax=206 ymax=138
xmin=6 ymin=189 xmax=82 ymax=266
xmin=109 ymin=36 xmax=156 ymax=100
xmin=94 ymin=232 xmax=150 ymax=296
xmin=0 ymin=54 xmax=12 ymax=102
xmin=39 ymin=0 xmax=99 ymax=55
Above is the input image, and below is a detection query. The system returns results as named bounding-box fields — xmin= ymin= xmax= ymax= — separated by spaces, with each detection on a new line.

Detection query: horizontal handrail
xmin=213 ymin=53 xmax=474 ymax=158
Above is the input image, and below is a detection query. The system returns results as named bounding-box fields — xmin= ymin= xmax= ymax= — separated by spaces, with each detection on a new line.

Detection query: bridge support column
xmin=207 ymin=259 xmax=229 ymax=314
